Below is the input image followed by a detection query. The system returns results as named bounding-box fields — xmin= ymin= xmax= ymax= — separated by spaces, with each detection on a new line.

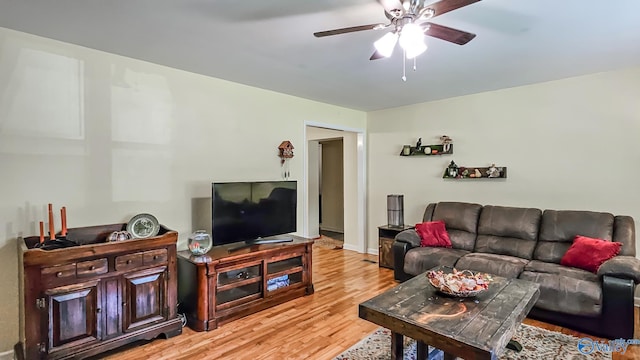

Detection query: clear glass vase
xmin=188 ymin=230 xmax=212 ymax=256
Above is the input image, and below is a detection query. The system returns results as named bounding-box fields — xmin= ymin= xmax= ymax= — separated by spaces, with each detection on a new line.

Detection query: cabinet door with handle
xmin=122 ymin=266 xmax=167 ymax=332
xmin=43 ymin=280 xmax=102 ymax=356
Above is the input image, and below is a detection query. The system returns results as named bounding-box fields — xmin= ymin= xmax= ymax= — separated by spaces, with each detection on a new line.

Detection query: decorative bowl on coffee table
xmin=426 ymin=268 xmax=492 ymax=298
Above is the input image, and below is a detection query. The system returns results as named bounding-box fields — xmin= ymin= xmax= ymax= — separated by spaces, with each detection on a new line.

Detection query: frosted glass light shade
xmin=399 ymin=23 xmax=427 ymax=58
xmin=405 ymin=41 xmax=427 ymax=59
xmin=374 ymin=32 xmax=398 ymax=58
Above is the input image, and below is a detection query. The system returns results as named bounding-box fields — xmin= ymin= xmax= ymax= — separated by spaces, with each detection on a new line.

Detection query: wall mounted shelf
xmin=400 ymin=144 xmax=453 ymax=156
xmin=443 ymin=165 xmax=507 ymax=179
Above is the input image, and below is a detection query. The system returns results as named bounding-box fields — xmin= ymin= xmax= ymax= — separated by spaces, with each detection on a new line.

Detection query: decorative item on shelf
xmin=399 ymin=136 xmax=454 ymax=157
xmin=443 ymin=163 xmax=507 ymax=179
xmin=440 ymin=135 xmax=453 ymax=153
xmin=278 ymin=140 xmax=294 ymax=179
xmin=387 ymin=194 xmax=404 ymax=228
xmin=106 ymin=230 xmax=133 ymax=242
xmin=447 ymin=161 xmax=459 ymax=178
xmin=127 ymin=213 xmax=160 ymax=238
xmin=34 ymin=203 xmax=78 ymax=250
xmin=487 ymin=163 xmax=500 ymax=178
xmin=188 ymin=230 xmax=213 ymax=256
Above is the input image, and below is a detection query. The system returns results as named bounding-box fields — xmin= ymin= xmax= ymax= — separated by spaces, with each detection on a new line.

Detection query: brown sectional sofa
xmin=392 ymin=201 xmax=640 ymax=339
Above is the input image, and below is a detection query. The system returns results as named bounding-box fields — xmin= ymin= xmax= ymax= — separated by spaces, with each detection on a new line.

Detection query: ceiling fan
xmin=314 ymin=0 xmax=480 ymax=65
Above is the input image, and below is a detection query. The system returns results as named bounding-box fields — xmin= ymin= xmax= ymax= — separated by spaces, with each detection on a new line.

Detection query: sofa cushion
xmin=520 ymin=262 xmax=601 ymax=317
xmin=403 ymin=247 xmax=470 ymax=276
xmin=534 ymin=210 xmax=615 ymax=263
xmin=475 ymin=205 xmax=541 ymax=259
xmin=454 ymin=253 xmax=528 ymax=279
xmin=560 ymin=235 xmax=621 ymax=273
xmin=416 ymin=221 xmax=452 ymax=248
xmin=431 ymin=202 xmax=482 ymax=251
xmin=524 ymin=260 xmax=599 ymax=282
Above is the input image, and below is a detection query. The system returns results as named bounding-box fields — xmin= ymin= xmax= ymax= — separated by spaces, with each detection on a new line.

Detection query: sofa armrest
xmin=597 ymin=256 xmax=640 ymax=284
xmin=395 ymin=229 xmax=421 ymax=247
xmin=601 ymin=275 xmax=635 ymax=339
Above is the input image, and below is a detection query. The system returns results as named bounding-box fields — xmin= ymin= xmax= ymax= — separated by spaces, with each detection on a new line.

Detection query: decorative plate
xmin=126 ymin=213 xmax=160 ymax=238
xmin=426 ymin=268 xmax=492 ymax=298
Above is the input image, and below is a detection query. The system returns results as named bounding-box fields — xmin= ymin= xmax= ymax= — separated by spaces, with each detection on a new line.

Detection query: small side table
xmin=378 ymin=225 xmax=414 ymax=269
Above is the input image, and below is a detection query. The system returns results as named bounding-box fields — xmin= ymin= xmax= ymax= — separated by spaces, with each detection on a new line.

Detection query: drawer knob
xmin=56 ymin=272 xmax=63 ymax=277
xmin=153 ymin=255 xmax=158 ymax=260
xmin=126 ymin=260 xmax=132 ymax=264
xmin=89 ymin=266 xmax=96 ymax=271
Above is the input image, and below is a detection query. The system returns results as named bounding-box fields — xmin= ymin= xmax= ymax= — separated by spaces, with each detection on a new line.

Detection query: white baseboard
xmin=320 ymin=226 xmax=343 ymax=233
xmin=635 ymin=296 xmax=640 ymax=307
xmin=0 ymin=349 xmax=14 ymax=360
xmin=342 ymin=243 xmax=359 ymax=252
xmin=367 ymin=248 xmax=379 ymax=256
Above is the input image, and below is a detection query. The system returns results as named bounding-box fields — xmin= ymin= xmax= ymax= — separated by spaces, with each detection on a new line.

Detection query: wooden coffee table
xmin=359 ymin=266 xmax=540 ymax=360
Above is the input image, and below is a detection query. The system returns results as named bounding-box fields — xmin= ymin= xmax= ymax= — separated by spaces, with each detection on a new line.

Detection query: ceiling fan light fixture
xmin=405 ymin=41 xmax=427 ymax=59
xmin=398 ymin=22 xmax=427 ymax=59
xmin=398 ymin=23 xmax=424 ymax=50
xmin=374 ymin=32 xmax=398 ymax=58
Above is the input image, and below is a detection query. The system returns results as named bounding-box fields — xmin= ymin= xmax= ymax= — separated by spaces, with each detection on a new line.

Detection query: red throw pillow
xmin=415 ymin=221 xmax=452 ymax=248
xmin=560 ymin=235 xmax=621 ymax=273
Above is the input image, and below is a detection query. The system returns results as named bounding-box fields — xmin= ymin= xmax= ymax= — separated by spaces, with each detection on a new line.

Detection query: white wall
xmin=0 ymin=27 xmax=365 ymax=352
xmin=367 ymin=66 xmax=640 ymax=255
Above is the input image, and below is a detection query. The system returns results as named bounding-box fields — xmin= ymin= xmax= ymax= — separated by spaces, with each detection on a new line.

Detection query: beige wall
xmin=320 ymin=139 xmax=344 ymax=232
xmin=367 ymin=66 xmax=640 ymax=255
xmin=0 ymin=27 xmax=365 ymax=352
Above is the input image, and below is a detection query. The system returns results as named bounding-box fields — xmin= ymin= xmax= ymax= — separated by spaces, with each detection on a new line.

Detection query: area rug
xmin=334 ymin=324 xmax=612 ymax=360
xmin=313 ymin=235 xmax=343 ymax=250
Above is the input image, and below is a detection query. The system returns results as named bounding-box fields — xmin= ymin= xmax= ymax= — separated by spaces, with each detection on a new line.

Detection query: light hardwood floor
xmin=101 ymin=245 xmax=639 ymax=360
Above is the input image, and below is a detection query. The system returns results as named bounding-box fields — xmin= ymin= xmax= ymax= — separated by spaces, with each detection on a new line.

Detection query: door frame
xmin=303 ymin=121 xmax=366 ymax=253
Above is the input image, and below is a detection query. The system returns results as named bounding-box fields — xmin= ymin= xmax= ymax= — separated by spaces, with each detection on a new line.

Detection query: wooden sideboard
xmin=177 ymin=238 xmax=314 ymax=331
xmin=17 ymin=224 xmax=182 ymax=360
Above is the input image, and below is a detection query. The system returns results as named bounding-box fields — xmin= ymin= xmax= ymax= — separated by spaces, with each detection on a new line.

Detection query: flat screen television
xmin=211 ymin=181 xmax=297 ymax=247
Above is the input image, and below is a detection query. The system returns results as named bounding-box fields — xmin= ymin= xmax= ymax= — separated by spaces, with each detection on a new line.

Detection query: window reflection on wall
xmin=0 ymin=46 xmax=84 ymax=139
xmin=110 ymin=65 xmax=174 ymax=202
xmin=110 ymin=65 xmax=172 ymax=145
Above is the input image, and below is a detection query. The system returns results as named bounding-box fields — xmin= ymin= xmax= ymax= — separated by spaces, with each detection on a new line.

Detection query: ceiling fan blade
xmin=369 ymin=50 xmax=386 ymax=60
xmin=426 ymin=0 xmax=481 ymax=18
xmin=314 ymin=24 xmax=384 ymax=37
xmin=424 ymin=22 xmax=476 ymax=45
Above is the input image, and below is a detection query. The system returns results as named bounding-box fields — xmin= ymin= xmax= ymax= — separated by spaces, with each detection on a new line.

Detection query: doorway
xmin=304 ymin=123 xmax=366 ymax=253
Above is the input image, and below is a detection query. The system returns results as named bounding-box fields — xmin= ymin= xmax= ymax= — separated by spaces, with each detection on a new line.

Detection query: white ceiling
xmin=1 ymin=0 xmax=639 ymax=111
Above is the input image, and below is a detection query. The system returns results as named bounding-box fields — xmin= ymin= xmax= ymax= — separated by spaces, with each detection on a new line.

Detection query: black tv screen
xmin=212 ymin=181 xmax=297 ymax=246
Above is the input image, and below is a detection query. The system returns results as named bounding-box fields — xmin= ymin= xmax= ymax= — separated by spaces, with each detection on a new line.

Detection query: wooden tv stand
xmin=177 ymin=237 xmax=314 ymax=331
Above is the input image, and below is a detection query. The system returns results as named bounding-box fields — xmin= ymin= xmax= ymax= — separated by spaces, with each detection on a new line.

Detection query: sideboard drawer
xmin=143 ymin=249 xmax=167 ymax=266
xmin=41 ymin=263 xmax=76 ymax=285
xmin=115 ymin=253 xmax=143 ymax=271
xmin=77 ymin=258 xmax=108 ymax=277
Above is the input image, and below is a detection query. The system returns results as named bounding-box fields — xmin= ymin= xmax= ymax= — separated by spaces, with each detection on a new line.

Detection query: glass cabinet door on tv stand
xmin=216 ymin=260 xmax=263 ymax=309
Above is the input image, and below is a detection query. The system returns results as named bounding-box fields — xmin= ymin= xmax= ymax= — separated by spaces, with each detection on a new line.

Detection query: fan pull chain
xmin=402 ymin=49 xmax=407 ymax=81
xmin=413 ymin=57 xmax=417 ymax=71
